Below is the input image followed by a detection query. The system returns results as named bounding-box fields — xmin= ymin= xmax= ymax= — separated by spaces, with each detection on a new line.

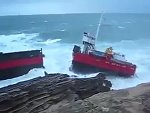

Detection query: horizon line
xmin=0 ymin=12 xmax=150 ymax=17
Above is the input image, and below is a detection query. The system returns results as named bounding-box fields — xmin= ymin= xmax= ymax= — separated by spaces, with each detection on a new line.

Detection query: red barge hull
xmin=0 ymin=49 xmax=44 ymax=80
xmin=72 ymin=53 xmax=136 ymax=77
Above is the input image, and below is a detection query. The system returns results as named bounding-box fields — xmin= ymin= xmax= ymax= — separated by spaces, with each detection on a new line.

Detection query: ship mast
xmin=82 ymin=13 xmax=104 ymax=54
xmin=95 ymin=13 xmax=104 ymax=42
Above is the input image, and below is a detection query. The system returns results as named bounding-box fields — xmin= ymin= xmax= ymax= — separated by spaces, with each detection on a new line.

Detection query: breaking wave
xmin=0 ymin=33 xmax=39 ymax=52
xmin=36 ymin=39 xmax=62 ymax=45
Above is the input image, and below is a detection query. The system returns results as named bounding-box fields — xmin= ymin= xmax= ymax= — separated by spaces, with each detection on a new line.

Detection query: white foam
xmin=118 ymin=26 xmax=125 ymax=29
xmin=0 ymin=69 xmax=44 ymax=88
xmin=58 ymin=29 xmax=66 ymax=32
xmin=36 ymin=39 xmax=62 ymax=45
xmin=42 ymin=43 xmax=74 ymax=74
xmin=0 ymin=33 xmax=39 ymax=52
xmin=44 ymin=20 xmax=48 ymax=23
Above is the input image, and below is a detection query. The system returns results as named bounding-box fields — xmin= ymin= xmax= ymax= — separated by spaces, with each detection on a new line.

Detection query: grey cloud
xmin=0 ymin=0 xmax=150 ymax=15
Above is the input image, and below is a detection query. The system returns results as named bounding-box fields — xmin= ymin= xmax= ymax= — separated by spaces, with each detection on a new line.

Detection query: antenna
xmin=95 ymin=13 xmax=104 ymax=41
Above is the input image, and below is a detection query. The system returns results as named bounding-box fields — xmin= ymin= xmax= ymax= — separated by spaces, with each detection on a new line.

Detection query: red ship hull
xmin=0 ymin=50 xmax=44 ymax=80
xmin=72 ymin=53 xmax=136 ymax=77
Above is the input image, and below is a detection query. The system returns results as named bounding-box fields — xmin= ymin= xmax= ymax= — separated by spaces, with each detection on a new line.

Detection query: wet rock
xmin=0 ymin=73 xmax=111 ymax=113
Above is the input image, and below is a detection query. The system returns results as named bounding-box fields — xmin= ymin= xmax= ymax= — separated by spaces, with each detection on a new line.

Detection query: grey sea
xmin=0 ymin=13 xmax=150 ymax=89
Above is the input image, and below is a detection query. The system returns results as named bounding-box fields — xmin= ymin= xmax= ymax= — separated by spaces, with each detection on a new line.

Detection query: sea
xmin=0 ymin=13 xmax=150 ymax=89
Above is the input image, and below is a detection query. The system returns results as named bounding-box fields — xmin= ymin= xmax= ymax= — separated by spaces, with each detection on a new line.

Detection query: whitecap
xmin=36 ymin=39 xmax=62 ymax=45
xmin=45 ymin=39 xmax=62 ymax=44
xmin=118 ymin=26 xmax=125 ymax=29
xmin=44 ymin=20 xmax=48 ymax=23
xmin=58 ymin=29 xmax=66 ymax=32
xmin=0 ymin=33 xmax=39 ymax=52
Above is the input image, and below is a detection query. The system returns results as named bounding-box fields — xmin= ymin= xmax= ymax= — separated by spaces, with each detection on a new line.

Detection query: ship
xmin=70 ymin=14 xmax=136 ymax=77
xmin=0 ymin=49 xmax=44 ymax=80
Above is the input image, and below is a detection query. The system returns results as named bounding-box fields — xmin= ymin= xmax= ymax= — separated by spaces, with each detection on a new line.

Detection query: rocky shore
xmin=54 ymin=83 xmax=150 ymax=113
xmin=0 ymin=72 xmax=111 ymax=113
xmin=0 ymin=72 xmax=149 ymax=113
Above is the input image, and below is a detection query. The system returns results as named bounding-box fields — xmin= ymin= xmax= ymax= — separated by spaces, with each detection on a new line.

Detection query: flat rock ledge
xmin=0 ymin=73 xmax=111 ymax=113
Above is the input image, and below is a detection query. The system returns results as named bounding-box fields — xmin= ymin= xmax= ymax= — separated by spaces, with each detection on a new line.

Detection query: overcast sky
xmin=0 ymin=0 xmax=150 ymax=15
